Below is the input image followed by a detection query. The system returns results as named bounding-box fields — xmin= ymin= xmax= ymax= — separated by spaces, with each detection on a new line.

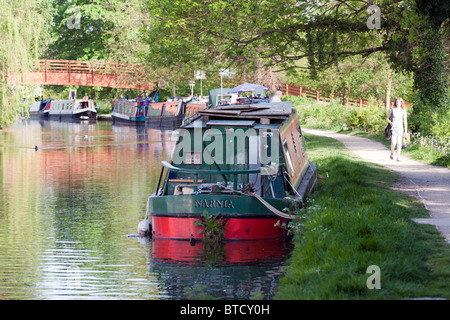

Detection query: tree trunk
xmin=385 ymin=68 xmax=392 ymax=113
xmin=414 ymin=25 xmax=448 ymax=109
xmin=171 ymin=81 xmax=176 ymax=99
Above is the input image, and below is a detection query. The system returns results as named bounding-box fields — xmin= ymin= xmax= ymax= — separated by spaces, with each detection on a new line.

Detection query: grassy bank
xmin=275 ymin=133 xmax=450 ymax=299
xmin=284 ymin=95 xmax=449 ymax=168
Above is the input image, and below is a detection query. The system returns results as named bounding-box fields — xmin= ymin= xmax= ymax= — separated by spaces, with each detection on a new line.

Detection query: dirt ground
xmin=303 ymin=128 xmax=450 ymax=245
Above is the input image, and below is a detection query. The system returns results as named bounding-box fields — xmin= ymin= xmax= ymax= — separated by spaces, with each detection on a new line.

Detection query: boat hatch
xmin=206 ymin=120 xmax=255 ymax=127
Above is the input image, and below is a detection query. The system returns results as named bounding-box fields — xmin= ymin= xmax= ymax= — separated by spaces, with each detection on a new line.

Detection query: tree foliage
xmin=43 ymin=0 xmax=151 ymax=104
xmin=46 ymin=0 xmax=118 ymax=60
xmin=143 ymin=0 xmax=448 ymax=134
xmin=0 ymin=0 xmax=51 ymax=128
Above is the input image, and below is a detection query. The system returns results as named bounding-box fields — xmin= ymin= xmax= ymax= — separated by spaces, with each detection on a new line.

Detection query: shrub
xmin=290 ymin=96 xmax=386 ymax=134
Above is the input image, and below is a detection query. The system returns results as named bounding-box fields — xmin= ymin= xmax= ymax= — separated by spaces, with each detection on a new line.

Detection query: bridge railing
xmin=280 ymin=82 xmax=412 ymax=108
xmin=32 ymin=59 xmax=155 ymax=76
xmin=27 ymin=59 xmax=156 ymax=90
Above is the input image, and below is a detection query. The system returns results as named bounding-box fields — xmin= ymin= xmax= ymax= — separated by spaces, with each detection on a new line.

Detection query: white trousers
xmin=391 ymin=134 xmax=402 ymax=151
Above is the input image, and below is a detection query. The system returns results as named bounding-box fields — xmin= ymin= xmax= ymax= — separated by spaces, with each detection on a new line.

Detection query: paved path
xmin=303 ymin=129 xmax=450 ymax=244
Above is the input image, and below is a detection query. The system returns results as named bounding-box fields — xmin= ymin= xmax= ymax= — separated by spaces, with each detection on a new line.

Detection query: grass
xmin=275 ymin=133 xmax=450 ymax=300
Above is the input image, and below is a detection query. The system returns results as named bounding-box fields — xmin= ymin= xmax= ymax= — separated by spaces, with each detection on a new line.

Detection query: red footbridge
xmin=7 ymin=59 xmax=155 ymax=91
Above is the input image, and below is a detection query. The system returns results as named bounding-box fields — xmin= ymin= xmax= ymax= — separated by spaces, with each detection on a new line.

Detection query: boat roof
xmin=227 ymin=83 xmax=268 ymax=94
xmin=183 ymin=101 xmax=294 ymax=130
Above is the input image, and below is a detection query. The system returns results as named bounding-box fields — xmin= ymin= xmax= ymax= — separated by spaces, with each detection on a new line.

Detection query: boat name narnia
xmin=195 ymin=199 xmax=235 ymax=209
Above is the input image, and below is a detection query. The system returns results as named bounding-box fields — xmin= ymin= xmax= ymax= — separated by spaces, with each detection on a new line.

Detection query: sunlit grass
xmin=276 ymin=134 xmax=450 ymax=299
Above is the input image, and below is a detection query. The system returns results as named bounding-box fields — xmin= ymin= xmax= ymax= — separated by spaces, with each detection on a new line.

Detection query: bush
xmin=96 ymin=100 xmax=113 ymax=114
xmin=290 ymin=96 xmax=386 ymax=134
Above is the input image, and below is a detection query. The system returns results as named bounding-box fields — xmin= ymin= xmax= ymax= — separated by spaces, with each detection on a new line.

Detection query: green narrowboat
xmin=147 ymin=99 xmax=317 ymax=241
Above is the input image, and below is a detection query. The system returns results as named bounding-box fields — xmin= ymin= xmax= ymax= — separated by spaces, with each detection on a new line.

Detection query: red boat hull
xmin=151 ymin=216 xmax=288 ymax=241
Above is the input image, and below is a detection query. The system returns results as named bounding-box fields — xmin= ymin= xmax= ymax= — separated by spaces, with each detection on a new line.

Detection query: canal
xmin=0 ymin=119 xmax=290 ymax=300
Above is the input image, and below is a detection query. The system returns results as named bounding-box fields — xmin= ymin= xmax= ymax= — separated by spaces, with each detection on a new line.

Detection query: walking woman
xmin=387 ymin=97 xmax=408 ymax=161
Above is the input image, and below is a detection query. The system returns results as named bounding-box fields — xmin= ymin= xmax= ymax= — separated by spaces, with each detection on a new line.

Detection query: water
xmin=0 ymin=119 xmax=290 ymax=300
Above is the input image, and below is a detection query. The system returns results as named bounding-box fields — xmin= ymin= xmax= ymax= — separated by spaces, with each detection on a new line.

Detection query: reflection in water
xmin=151 ymin=239 xmax=291 ymax=300
xmin=0 ymin=120 xmax=290 ymax=300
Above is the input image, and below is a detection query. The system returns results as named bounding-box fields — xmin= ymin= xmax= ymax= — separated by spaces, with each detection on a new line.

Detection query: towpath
xmin=303 ymin=128 xmax=450 ymax=245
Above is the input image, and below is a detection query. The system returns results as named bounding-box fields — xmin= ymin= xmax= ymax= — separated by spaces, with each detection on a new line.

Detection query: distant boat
xmin=111 ymin=90 xmax=200 ymax=129
xmin=112 ymin=99 xmax=147 ymax=125
xmin=48 ymin=98 xmax=97 ymax=121
xmin=145 ymin=100 xmax=187 ymax=130
xmin=28 ymin=98 xmax=51 ymax=119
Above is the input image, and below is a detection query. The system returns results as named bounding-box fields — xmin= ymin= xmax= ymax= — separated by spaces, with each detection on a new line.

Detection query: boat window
xmin=163 ymin=129 xmax=265 ymax=196
xmin=291 ymin=132 xmax=298 ymax=153
xmin=282 ymin=139 xmax=295 ymax=177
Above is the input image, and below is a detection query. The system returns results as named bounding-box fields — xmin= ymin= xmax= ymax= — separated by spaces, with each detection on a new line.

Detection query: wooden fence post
xmin=299 ymin=86 xmax=303 ymax=97
xmin=44 ymin=60 xmax=47 ymax=83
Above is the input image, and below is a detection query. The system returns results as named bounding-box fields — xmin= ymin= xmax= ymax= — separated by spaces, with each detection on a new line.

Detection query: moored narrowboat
xmin=145 ymin=100 xmax=186 ymax=130
xmin=147 ymin=93 xmax=317 ymax=241
xmin=28 ymin=98 xmax=52 ymax=119
xmin=48 ymin=98 xmax=97 ymax=121
xmin=112 ymin=99 xmax=147 ymax=125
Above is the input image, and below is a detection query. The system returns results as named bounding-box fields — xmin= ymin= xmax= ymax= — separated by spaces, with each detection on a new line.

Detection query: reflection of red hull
xmin=151 ymin=238 xmax=287 ymax=263
xmin=151 ymin=216 xmax=288 ymax=241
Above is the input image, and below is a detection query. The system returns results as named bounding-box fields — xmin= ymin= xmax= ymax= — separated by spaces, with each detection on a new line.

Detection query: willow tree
xmin=0 ymin=0 xmax=50 ymax=128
